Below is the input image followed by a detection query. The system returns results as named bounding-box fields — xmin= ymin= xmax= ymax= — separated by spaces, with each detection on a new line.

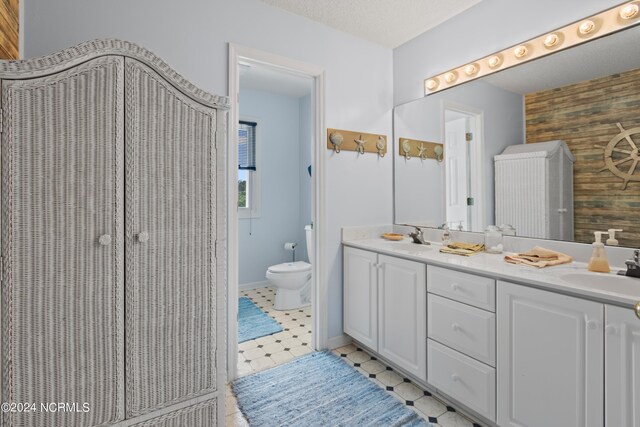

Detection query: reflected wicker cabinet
xmin=0 ymin=40 xmax=228 ymax=427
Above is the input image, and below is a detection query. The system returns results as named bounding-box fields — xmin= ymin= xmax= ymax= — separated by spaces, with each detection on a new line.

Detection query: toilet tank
xmin=305 ymin=225 xmax=313 ymax=264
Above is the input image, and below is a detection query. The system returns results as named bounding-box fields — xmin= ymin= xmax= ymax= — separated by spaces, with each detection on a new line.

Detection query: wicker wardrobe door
xmin=1 ymin=56 xmax=125 ymax=426
xmin=124 ymin=59 xmax=217 ymax=417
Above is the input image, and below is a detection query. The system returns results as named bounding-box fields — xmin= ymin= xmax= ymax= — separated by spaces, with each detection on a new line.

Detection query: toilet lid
xmin=268 ymin=261 xmax=311 ymax=274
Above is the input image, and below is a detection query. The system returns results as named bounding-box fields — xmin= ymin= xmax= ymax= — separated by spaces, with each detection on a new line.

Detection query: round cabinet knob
xmin=586 ymin=320 xmax=599 ymax=330
xmin=98 ymin=234 xmax=112 ymax=246
xmin=451 ymin=323 xmax=461 ymax=332
xmin=451 ymin=374 xmax=460 ymax=383
xmin=605 ymin=325 xmax=617 ymax=335
xmin=635 ymin=302 xmax=640 ymax=320
xmin=137 ymin=231 xmax=150 ymax=243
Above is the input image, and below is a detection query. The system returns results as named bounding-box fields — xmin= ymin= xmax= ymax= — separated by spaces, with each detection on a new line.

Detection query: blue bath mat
xmin=232 ymin=351 xmax=430 ymax=426
xmin=238 ymin=297 xmax=283 ymax=343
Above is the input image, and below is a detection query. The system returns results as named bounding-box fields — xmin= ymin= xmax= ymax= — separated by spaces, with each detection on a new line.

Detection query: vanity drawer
xmin=428 ymin=339 xmax=496 ymax=422
xmin=428 ymin=294 xmax=496 ymax=366
xmin=427 ymin=266 xmax=495 ymax=311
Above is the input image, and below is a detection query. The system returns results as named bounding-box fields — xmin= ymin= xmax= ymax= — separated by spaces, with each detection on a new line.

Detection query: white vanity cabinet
xmin=605 ymin=304 xmax=640 ymax=427
xmin=343 ymin=246 xmax=427 ymax=382
xmin=497 ymin=281 xmax=604 ymax=427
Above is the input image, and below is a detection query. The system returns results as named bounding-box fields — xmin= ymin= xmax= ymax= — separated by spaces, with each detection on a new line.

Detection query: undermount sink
xmin=559 ymin=272 xmax=640 ymax=294
xmin=386 ymin=242 xmax=432 ymax=253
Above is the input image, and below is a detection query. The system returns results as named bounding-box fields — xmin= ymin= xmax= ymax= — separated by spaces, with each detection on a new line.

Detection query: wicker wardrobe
xmin=0 ymin=40 xmax=228 ymax=426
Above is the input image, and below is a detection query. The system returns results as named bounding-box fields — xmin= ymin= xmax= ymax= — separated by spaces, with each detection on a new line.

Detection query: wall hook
xmin=402 ymin=139 xmax=412 ymax=160
xmin=354 ymin=134 xmax=367 ymax=154
xmin=434 ymin=145 xmax=444 ymax=162
xmin=376 ymin=136 xmax=386 ymax=158
xmin=329 ymin=132 xmax=343 ymax=153
xmin=418 ymin=143 xmax=428 ymax=160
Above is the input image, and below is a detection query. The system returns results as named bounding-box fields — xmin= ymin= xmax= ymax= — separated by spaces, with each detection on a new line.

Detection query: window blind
xmin=238 ymin=121 xmax=257 ymax=171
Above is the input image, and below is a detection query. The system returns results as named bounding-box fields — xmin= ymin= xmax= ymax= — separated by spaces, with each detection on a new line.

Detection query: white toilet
xmin=266 ymin=225 xmax=313 ymax=310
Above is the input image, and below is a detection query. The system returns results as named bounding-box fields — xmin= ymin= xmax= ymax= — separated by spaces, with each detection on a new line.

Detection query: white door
xmin=445 ymin=116 xmax=469 ymax=230
xmin=497 ymin=281 xmax=604 ymax=427
xmin=343 ymin=247 xmax=378 ymax=350
xmin=378 ymin=255 xmax=427 ymax=382
xmin=605 ymin=304 xmax=640 ymax=427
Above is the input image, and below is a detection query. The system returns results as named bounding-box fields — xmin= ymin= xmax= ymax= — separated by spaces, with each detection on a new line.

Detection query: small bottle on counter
xmin=484 ymin=226 xmax=503 ymax=254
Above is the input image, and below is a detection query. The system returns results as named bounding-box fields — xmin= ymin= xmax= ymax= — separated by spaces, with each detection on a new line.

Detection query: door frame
xmin=227 ymin=43 xmax=326 ymax=381
xmin=441 ymin=101 xmax=485 ymax=232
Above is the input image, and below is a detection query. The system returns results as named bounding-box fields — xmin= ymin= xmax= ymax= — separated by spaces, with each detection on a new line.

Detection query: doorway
xmin=228 ymin=44 xmax=326 ymax=381
xmin=443 ymin=103 xmax=485 ymax=232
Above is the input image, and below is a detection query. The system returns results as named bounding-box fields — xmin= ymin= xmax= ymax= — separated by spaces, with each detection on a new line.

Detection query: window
xmin=238 ymin=120 xmax=259 ymax=217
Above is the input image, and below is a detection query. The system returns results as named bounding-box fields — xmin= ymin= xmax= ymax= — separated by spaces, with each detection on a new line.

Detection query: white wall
xmin=298 ymin=94 xmax=313 ymax=262
xmin=23 ymin=0 xmax=394 ymax=341
xmin=393 ymin=0 xmax=624 ymax=105
xmin=238 ymin=89 xmax=309 ymax=285
xmin=394 ymin=80 xmax=523 ymax=228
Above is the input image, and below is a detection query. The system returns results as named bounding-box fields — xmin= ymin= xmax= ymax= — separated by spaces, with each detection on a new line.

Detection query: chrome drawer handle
xmin=98 ymin=234 xmax=112 ymax=246
xmin=586 ymin=320 xmax=599 ymax=330
xmin=137 ymin=231 xmax=150 ymax=243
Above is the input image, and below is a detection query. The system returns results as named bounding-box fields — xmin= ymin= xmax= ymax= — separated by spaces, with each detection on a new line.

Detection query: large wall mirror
xmin=394 ymin=23 xmax=640 ymax=248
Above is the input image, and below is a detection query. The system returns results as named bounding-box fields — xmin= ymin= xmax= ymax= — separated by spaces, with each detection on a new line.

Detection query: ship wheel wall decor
xmin=597 ymin=122 xmax=640 ymax=190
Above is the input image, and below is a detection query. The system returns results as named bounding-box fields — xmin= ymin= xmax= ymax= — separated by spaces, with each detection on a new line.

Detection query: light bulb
xmin=514 ymin=45 xmax=528 ymax=58
xmin=579 ymin=20 xmax=595 ymax=34
xmin=444 ymin=72 xmax=457 ymax=84
xmin=487 ymin=55 xmax=501 ymax=68
xmin=620 ymin=3 xmax=639 ymax=19
xmin=544 ymin=33 xmax=559 ymax=48
xmin=464 ymin=64 xmax=478 ymax=76
xmin=425 ymin=79 xmax=439 ymax=91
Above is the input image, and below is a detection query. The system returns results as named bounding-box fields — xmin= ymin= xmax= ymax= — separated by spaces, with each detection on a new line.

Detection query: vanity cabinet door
xmin=605 ymin=304 xmax=640 ymax=427
xmin=343 ymin=247 xmax=378 ymax=350
xmin=378 ymin=255 xmax=427 ymax=382
xmin=497 ymin=281 xmax=604 ymax=427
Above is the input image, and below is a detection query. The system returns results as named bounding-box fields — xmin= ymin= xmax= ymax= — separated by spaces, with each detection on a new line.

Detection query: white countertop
xmin=343 ymin=237 xmax=640 ymax=308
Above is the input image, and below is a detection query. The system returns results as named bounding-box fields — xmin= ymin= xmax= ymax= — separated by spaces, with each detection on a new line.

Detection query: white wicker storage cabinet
xmin=0 ymin=40 xmax=228 ymax=427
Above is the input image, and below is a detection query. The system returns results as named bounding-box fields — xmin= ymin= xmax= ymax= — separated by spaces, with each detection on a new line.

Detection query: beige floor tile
xmin=225 ymin=395 xmax=239 ymax=415
xmin=238 ymin=340 xmax=258 ymax=351
xmin=413 ymin=396 xmax=448 ymax=418
xmin=375 ymin=370 xmax=404 ymax=387
xmin=394 ymin=382 xmax=424 ymax=401
xmin=335 ymin=343 xmax=358 ymax=354
xmin=272 ymin=330 xmax=293 ymax=340
xmin=250 ymin=356 xmax=276 ymax=371
xmin=237 ymin=362 xmax=252 ymax=376
xmin=280 ymin=337 xmax=302 ymax=348
xmin=255 ymin=335 xmax=276 ymax=345
xmin=290 ymin=345 xmax=313 ymax=357
xmin=346 ymin=351 xmax=371 ymax=364
xmin=290 ymin=326 xmax=308 ymax=336
xmin=270 ymin=350 xmax=295 ymax=364
xmin=361 ymin=360 xmax=386 ymax=374
xmin=437 ymin=411 xmax=474 ymax=427
xmin=243 ymin=347 xmax=266 ymax=360
xmin=262 ymin=342 xmax=284 ymax=354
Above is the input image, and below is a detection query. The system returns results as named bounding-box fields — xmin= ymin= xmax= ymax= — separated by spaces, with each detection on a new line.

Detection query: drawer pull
xmin=635 ymin=301 xmax=640 ymax=320
xmin=450 ymin=283 xmax=460 ymax=291
xmin=451 ymin=323 xmax=461 ymax=332
xmin=98 ymin=234 xmax=112 ymax=246
xmin=451 ymin=373 xmax=460 ymax=383
xmin=586 ymin=320 xmax=599 ymax=330
xmin=605 ymin=324 xmax=617 ymax=335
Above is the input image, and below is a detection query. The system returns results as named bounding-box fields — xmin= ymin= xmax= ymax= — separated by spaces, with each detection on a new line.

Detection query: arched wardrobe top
xmin=0 ymin=39 xmax=229 ymax=110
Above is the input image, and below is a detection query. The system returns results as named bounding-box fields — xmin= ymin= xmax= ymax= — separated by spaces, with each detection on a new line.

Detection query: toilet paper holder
xmin=284 ymin=242 xmax=298 ymax=262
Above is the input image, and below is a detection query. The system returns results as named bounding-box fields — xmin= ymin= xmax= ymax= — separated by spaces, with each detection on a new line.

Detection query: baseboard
xmin=239 ymin=280 xmax=270 ymax=291
xmin=326 ymin=334 xmax=352 ymax=350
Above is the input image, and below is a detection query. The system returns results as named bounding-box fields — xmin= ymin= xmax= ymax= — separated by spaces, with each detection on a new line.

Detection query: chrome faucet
xmin=409 ymin=227 xmax=429 ymax=245
xmin=621 ymin=249 xmax=640 ymax=278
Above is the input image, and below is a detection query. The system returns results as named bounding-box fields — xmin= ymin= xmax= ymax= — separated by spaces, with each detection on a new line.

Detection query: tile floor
xmin=228 ymin=287 xmax=483 ymax=426
xmin=237 ymin=286 xmax=313 ymax=377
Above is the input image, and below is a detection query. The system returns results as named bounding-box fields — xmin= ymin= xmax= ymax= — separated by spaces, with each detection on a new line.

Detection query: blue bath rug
xmin=238 ymin=297 xmax=283 ymax=343
xmin=232 ymin=351 xmax=430 ymax=426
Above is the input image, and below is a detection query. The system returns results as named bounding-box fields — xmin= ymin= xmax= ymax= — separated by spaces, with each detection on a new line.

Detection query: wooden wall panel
xmin=525 ymin=68 xmax=640 ymax=247
xmin=0 ymin=0 xmax=18 ymax=60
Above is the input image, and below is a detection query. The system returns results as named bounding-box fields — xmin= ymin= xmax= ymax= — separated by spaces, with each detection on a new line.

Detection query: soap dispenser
xmin=606 ymin=229 xmax=623 ymax=246
xmin=588 ymin=231 xmax=611 ymax=273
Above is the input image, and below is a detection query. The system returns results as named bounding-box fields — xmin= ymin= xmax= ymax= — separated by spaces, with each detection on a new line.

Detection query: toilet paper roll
xmin=284 ymin=242 xmax=297 ymax=251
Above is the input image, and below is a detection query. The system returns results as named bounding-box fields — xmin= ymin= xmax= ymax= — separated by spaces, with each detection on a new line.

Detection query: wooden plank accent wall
xmin=0 ymin=0 xmax=18 ymax=60
xmin=525 ymin=67 xmax=640 ymax=247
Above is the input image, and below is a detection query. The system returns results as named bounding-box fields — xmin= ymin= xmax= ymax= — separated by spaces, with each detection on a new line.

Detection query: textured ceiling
xmin=260 ymin=0 xmax=481 ymax=48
